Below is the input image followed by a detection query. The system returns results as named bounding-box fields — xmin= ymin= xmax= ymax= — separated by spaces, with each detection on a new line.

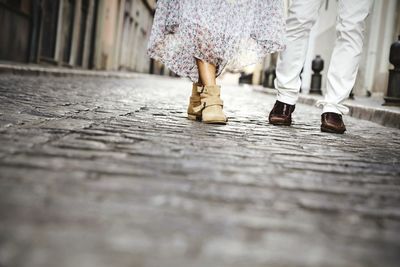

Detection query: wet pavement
xmin=0 ymin=74 xmax=399 ymax=267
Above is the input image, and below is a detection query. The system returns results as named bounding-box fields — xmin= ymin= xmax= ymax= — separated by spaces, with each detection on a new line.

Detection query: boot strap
xmin=197 ymin=85 xmax=221 ymax=95
xmin=193 ymin=97 xmax=223 ymax=113
xmin=190 ymin=96 xmax=201 ymax=103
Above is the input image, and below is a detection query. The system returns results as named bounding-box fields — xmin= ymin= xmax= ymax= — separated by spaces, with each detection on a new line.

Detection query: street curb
xmin=0 ymin=63 xmax=145 ymax=79
xmin=253 ymin=86 xmax=400 ymax=129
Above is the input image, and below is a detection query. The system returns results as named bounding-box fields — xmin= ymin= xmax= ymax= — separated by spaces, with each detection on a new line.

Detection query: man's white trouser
xmin=275 ymin=0 xmax=373 ymax=114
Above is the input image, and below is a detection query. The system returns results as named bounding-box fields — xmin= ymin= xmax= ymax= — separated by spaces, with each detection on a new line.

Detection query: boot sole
xmin=321 ymin=126 xmax=346 ymax=134
xmin=188 ymin=114 xmax=201 ymax=121
xmin=203 ymin=120 xmax=227 ymax=125
xmin=189 ymin=114 xmax=227 ymax=124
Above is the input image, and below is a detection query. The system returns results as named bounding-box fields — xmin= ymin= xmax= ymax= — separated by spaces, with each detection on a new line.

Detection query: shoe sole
xmin=321 ymin=126 xmax=346 ymax=134
xmin=269 ymin=121 xmax=291 ymax=126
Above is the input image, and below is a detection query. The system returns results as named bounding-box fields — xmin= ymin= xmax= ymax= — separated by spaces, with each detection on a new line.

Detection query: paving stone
xmin=0 ymin=74 xmax=399 ymax=267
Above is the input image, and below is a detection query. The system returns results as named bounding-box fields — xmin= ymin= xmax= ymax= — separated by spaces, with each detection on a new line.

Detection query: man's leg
xmin=269 ymin=0 xmax=323 ymax=126
xmin=275 ymin=0 xmax=323 ymax=105
xmin=318 ymin=0 xmax=373 ymax=115
xmin=318 ymin=0 xmax=373 ymax=134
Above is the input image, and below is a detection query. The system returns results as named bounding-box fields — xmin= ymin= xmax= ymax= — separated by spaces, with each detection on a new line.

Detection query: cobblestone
xmin=0 ymin=74 xmax=399 ymax=267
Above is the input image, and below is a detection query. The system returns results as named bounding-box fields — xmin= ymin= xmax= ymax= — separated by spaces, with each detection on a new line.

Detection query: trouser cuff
xmin=316 ymin=101 xmax=349 ymax=115
xmin=276 ymin=90 xmax=298 ymax=105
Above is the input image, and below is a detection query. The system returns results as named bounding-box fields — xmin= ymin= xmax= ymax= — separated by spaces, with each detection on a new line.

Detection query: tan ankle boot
xmin=187 ymin=83 xmax=202 ymax=121
xmin=193 ymin=85 xmax=227 ymax=124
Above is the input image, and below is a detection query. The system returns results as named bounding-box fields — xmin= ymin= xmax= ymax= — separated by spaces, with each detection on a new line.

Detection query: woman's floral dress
xmin=147 ymin=0 xmax=286 ymax=82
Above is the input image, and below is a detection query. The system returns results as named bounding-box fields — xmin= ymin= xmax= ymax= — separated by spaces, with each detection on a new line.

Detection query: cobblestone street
xmin=0 ymin=74 xmax=399 ymax=267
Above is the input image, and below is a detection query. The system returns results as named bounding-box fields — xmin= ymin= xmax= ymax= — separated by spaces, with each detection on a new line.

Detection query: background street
xmin=0 ymin=74 xmax=400 ymax=267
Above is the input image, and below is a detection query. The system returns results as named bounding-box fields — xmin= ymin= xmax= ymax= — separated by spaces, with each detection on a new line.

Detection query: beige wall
xmin=94 ymin=0 xmax=155 ymax=72
xmin=94 ymin=0 xmax=120 ymax=70
xmin=367 ymin=0 xmax=399 ymax=96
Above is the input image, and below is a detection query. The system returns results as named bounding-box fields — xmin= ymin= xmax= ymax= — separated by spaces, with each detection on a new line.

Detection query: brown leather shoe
xmin=268 ymin=100 xmax=295 ymax=126
xmin=321 ymin=112 xmax=346 ymax=134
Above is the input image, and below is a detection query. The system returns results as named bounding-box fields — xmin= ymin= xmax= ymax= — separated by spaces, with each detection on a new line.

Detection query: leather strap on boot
xmin=196 ymin=85 xmax=221 ymax=95
xmin=192 ymin=97 xmax=224 ymax=113
xmin=187 ymin=83 xmax=203 ymax=120
xmin=190 ymin=95 xmax=201 ymax=104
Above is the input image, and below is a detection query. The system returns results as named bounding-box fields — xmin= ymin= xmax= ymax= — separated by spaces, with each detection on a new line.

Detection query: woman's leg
xmin=188 ymin=59 xmax=214 ymax=121
xmin=194 ymin=59 xmax=226 ymax=124
xmin=196 ymin=59 xmax=217 ymax=86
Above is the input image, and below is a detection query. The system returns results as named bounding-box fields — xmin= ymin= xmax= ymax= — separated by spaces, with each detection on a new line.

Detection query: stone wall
xmin=0 ymin=0 xmax=157 ymax=73
xmin=93 ymin=0 xmax=156 ymax=73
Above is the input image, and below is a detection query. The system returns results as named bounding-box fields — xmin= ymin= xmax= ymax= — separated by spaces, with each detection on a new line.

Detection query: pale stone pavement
xmin=0 ymin=74 xmax=399 ymax=267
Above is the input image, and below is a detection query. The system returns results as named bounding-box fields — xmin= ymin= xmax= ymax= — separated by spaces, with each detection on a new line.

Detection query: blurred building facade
xmin=0 ymin=0 xmax=157 ymax=73
xmin=2 ymin=0 xmax=398 ymax=96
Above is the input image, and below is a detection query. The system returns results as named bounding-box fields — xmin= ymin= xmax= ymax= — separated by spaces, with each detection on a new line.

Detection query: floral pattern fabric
xmin=148 ymin=0 xmax=286 ymax=82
